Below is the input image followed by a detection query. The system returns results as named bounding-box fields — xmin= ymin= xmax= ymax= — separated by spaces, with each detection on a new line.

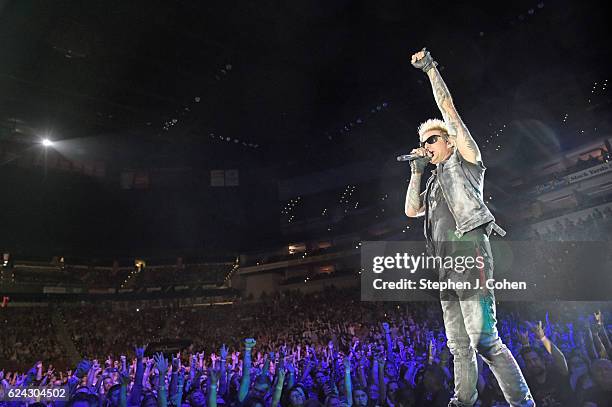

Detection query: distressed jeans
xmin=436 ymin=229 xmax=534 ymax=407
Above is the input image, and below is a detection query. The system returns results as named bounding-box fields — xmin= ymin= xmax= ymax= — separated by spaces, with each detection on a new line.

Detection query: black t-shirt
xmin=479 ymin=382 xmax=510 ymax=407
xmin=427 ymin=172 xmax=456 ymax=253
xmin=526 ymin=369 xmax=576 ymax=407
xmin=424 ymin=150 xmax=493 ymax=298
xmin=581 ymin=385 xmax=612 ymax=407
xmin=425 ymin=149 xmax=487 ymax=257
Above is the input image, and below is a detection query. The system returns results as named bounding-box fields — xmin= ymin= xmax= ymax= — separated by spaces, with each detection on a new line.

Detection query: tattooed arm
xmin=411 ymin=49 xmax=482 ymax=165
xmin=405 ymin=174 xmax=425 ymax=217
xmin=426 ymin=65 xmax=481 ymax=164
xmin=405 ymin=148 xmax=429 ymax=217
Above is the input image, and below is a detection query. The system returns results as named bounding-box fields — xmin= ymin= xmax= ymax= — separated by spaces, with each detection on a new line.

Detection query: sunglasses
xmin=420 ymin=134 xmax=442 ymax=147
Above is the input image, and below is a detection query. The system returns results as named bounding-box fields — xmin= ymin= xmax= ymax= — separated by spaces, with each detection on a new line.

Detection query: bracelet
xmin=423 ymin=60 xmax=438 ymax=73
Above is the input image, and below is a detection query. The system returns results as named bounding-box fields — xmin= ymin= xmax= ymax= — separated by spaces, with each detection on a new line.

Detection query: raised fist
xmin=244 ymin=338 xmax=256 ymax=350
xmin=411 ymin=48 xmax=437 ymax=73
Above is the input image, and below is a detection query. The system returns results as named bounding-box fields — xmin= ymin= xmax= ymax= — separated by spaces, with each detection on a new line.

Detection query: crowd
xmin=522 ymin=205 xmax=612 ymax=242
xmin=0 ymin=309 xmax=64 ymax=365
xmin=61 ymin=307 xmax=171 ymax=359
xmin=525 ymin=149 xmax=610 ymax=195
xmin=3 ymin=264 xmax=235 ymax=291
xmin=1 ymin=288 xmax=611 ymax=407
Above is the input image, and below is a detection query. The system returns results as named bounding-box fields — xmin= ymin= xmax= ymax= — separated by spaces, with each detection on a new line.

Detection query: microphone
xmin=396 ymin=153 xmax=430 ymax=162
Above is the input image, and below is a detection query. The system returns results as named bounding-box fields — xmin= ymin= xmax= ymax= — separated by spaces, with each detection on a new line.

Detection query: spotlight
xmin=41 ymin=138 xmax=54 ymax=147
xmin=135 ymin=259 xmax=146 ymax=271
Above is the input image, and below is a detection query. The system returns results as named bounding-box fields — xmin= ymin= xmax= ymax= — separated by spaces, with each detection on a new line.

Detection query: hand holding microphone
xmin=399 ymin=147 xmax=431 ymax=174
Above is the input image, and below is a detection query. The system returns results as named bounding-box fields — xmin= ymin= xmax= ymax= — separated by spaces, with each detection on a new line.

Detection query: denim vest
xmin=424 ymin=148 xmax=506 ymax=251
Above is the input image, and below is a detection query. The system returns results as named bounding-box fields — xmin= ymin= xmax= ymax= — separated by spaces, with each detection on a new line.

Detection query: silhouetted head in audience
xmin=367 ymin=383 xmax=379 ymax=403
xmin=423 ymin=365 xmax=446 ymax=394
xmin=140 ymin=393 xmax=158 ymax=407
xmin=590 ymin=358 xmax=612 ymax=391
xmin=105 ymin=384 xmax=121 ymax=407
xmin=250 ymin=374 xmax=271 ymax=399
xmin=520 ymin=347 xmax=546 ymax=378
xmin=68 ymin=393 xmax=100 ymax=407
xmin=395 ymin=387 xmax=416 ymax=407
xmin=352 ymin=386 xmax=368 ymax=407
xmin=568 ymin=350 xmax=589 ymax=378
xmin=386 ymin=380 xmax=399 ymax=403
xmin=315 ymin=370 xmax=329 ymax=387
xmin=324 ymin=395 xmax=340 ymax=407
xmin=385 ymin=363 xmax=398 ymax=379
xmin=304 ymin=399 xmax=323 ymax=407
xmin=242 ymin=396 xmax=265 ymax=407
xmin=187 ymin=389 xmax=206 ymax=407
xmin=287 ymin=385 xmax=307 ymax=407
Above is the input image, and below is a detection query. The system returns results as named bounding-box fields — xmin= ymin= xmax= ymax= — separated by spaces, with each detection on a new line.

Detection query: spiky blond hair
xmin=417 ymin=118 xmax=451 ymax=140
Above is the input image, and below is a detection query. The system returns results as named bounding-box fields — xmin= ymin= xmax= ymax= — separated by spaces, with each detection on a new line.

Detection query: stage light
xmin=42 ymin=138 xmax=54 ymax=147
xmin=2 ymin=253 xmax=9 ymax=267
xmin=135 ymin=259 xmax=146 ymax=272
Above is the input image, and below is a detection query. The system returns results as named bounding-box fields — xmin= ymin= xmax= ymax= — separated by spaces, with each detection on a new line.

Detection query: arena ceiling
xmin=0 ymin=0 xmax=610 ymax=175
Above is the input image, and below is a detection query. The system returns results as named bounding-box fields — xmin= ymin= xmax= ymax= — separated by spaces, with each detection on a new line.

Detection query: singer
xmin=404 ymin=49 xmax=534 ymax=407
